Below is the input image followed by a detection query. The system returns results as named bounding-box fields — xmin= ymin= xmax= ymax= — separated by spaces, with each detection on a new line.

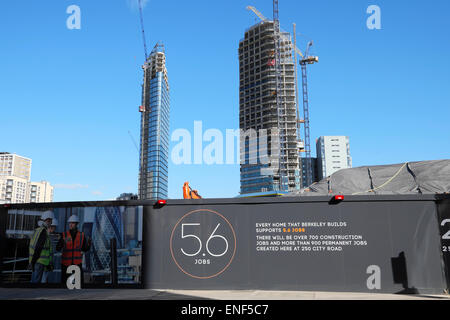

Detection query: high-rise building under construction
xmin=138 ymin=43 xmax=169 ymax=200
xmin=239 ymin=21 xmax=301 ymax=195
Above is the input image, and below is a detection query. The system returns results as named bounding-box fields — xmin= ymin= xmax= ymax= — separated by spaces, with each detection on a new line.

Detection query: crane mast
xmin=300 ymin=42 xmax=318 ymax=187
xmin=300 ymin=60 xmax=312 ymax=187
xmin=273 ymin=0 xmax=287 ymax=191
xmin=293 ymin=23 xmax=303 ymax=188
xmin=138 ymin=0 xmax=148 ymax=61
xmin=137 ymin=0 xmax=148 ymax=200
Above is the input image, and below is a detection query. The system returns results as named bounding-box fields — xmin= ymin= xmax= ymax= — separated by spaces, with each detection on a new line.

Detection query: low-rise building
xmin=0 ymin=152 xmax=54 ymax=204
xmin=0 ymin=176 xmax=29 ymax=204
xmin=0 ymin=152 xmax=31 ymax=180
xmin=28 ymin=181 xmax=54 ymax=203
xmin=316 ymin=136 xmax=352 ymax=180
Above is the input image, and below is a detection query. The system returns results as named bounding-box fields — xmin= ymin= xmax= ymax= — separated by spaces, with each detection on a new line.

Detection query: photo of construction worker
xmin=57 ymin=215 xmax=91 ymax=287
xmin=3 ymin=206 xmax=143 ymax=286
xmin=41 ymin=218 xmax=61 ymax=283
xmin=28 ymin=211 xmax=54 ymax=283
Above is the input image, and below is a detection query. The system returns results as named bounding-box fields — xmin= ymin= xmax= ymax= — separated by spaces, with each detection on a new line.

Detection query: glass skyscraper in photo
xmin=138 ymin=43 xmax=169 ymax=200
xmin=91 ymin=206 xmax=124 ymax=272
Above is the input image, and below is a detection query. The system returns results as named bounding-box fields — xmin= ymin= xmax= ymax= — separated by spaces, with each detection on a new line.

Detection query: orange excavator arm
xmin=183 ymin=182 xmax=202 ymax=199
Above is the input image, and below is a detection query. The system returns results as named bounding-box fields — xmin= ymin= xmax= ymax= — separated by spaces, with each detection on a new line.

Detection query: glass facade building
xmin=139 ymin=43 xmax=170 ymax=200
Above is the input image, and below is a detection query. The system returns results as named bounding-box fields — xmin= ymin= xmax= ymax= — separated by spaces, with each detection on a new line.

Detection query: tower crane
xmin=247 ymin=5 xmax=266 ymax=22
xmin=138 ymin=0 xmax=148 ymax=61
xmin=299 ymin=41 xmax=318 ymax=187
xmin=138 ymin=0 xmax=149 ymax=115
xmin=246 ymin=6 xmax=304 ymax=59
xmin=137 ymin=0 xmax=149 ymax=200
xmin=272 ymin=0 xmax=286 ymax=191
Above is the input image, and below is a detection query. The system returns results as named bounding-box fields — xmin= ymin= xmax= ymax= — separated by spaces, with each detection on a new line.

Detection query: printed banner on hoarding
xmin=1 ymin=196 xmax=449 ymax=294
xmin=145 ymin=200 xmax=448 ymax=294
xmin=1 ymin=206 xmax=142 ymax=287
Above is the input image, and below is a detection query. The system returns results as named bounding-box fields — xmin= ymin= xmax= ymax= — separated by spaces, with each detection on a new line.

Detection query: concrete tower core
xmin=239 ymin=21 xmax=301 ymax=194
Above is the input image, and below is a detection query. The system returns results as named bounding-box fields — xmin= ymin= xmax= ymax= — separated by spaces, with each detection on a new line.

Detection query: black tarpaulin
xmin=286 ymin=159 xmax=450 ymax=196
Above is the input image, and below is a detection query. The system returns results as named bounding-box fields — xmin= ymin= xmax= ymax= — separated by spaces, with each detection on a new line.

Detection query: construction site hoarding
xmin=145 ymin=195 xmax=450 ymax=294
xmin=0 ymin=194 xmax=449 ymax=294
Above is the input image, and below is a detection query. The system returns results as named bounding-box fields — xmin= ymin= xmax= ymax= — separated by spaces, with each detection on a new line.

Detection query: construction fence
xmin=1 ymin=194 xmax=450 ymax=294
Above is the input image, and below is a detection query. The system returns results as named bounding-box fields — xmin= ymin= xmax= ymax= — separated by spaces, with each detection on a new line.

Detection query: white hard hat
xmin=41 ymin=211 xmax=55 ymax=221
xmin=51 ymin=218 xmax=59 ymax=227
xmin=68 ymin=215 xmax=80 ymax=223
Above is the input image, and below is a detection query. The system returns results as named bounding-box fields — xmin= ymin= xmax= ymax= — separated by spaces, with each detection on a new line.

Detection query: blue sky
xmin=1 ymin=0 xmax=449 ymax=201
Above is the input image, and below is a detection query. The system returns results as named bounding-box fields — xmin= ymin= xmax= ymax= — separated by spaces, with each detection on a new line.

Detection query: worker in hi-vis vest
xmin=56 ymin=215 xmax=91 ymax=287
xmin=28 ymin=211 xmax=54 ymax=283
xmin=42 ymin=218 xmax=61 ymax=284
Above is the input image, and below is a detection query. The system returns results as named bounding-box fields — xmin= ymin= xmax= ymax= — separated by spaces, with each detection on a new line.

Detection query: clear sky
xmin=1 ymin=0 xmax=449 ymax=202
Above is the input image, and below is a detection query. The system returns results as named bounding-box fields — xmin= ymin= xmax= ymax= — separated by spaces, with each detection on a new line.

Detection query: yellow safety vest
xmin=29 ymin=226 xmax=52 ymax=266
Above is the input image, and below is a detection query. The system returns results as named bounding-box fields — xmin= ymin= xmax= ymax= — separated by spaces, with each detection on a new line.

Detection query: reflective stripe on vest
xmin=29 ymin=226 xmax=52 ymax=266
xmin=61 ymin=230 xmax=84 ymax=266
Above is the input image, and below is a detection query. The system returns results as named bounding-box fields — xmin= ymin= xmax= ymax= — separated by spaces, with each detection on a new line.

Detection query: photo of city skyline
xmin=1 ymin=205 xmax=143 ymax=285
